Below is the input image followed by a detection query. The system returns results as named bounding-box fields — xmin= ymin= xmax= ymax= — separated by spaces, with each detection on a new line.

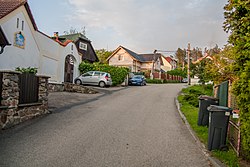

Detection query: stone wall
xmin=0 ymin=71 xmax=50 ymax=129
xmin=48 ymin=82 xmax=98 ymax=94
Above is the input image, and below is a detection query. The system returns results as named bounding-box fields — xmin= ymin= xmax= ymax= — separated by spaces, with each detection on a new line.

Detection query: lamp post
xmin=150 ymin=50 xmax=157 ymax=79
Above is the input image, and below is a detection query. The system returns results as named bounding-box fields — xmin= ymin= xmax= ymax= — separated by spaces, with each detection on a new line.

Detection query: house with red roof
xmin=161 ymin=56 xmax=177 ymax=72
xmin=107 ymin=46 xmax=163 ymax=72
xmin=0 ymin=0 xmax=82 ymax=83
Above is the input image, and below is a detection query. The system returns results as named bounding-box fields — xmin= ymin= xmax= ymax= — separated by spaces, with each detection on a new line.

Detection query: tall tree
xmin=224 ymin=0 xmax=250 ymax=160
xmin=175 ymin=48 xmax=186 ymax=69
xmin=95 ymin=49 xmax=113 ymax=64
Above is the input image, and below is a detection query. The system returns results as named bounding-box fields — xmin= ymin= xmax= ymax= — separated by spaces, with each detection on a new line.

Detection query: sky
xmin=28 ymin=0 xmax=229 ymax=54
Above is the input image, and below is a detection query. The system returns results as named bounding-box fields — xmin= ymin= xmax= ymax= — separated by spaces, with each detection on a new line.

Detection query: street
xmin=0 ymin=84 xmax=211 ymax=167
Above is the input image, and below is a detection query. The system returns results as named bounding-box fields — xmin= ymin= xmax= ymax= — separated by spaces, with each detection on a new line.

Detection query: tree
xmin=205 ymin=45 xmax=236 ymax=84
xmin=224 ymin=0 xmax=250 ymax=160
xmin=191 ymin=47 xmax=203 ymax=62
xmin=175 ymin=48 xmax=186 ymax=69
xmin=95 ymin=49 xmax=113 ymax=64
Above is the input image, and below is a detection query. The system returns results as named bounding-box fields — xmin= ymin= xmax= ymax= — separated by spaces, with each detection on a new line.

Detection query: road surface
xmin=0 ymin=84 xmax=211 ymax=167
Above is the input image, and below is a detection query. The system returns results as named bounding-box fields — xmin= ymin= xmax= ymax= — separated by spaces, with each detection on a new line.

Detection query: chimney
xmin=54 ymin=32 xmax=58 ymax=37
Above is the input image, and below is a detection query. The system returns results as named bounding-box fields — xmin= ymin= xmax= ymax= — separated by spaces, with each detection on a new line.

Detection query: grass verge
xmin=178 ymin=84 xmax=239 ymax=167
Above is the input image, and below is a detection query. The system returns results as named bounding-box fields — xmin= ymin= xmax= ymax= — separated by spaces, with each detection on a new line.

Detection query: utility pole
xmin=150 ymin=50 xmax=157 ymax=79
xmin=187 ymin=43 xmax=191 ymax=85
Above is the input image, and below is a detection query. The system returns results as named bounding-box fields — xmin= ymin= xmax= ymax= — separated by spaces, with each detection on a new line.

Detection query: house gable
xmin=56 ymin=33 xmax=99 ymax=63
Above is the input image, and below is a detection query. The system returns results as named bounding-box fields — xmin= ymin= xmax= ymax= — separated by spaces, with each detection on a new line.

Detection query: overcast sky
xmin=28 ymin=0 xmax=229 ymax=53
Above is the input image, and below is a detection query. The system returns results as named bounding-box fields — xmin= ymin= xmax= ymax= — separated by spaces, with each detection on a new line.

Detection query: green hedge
xmin=79 ymin=62 xmax=129 ymax=86
xmin=145 ymin=79 xmax=181 ymax=84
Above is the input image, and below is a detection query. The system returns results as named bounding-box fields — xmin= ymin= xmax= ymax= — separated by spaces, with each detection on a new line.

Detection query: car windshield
xmin=133 ymin=76 xmax=143 ymax=79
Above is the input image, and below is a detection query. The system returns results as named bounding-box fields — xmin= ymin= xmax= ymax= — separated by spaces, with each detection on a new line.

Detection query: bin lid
xmin=207 ymin=105 xmax=232 ymax=112
xmin=198 ymin=95 xmax=218 ymax=101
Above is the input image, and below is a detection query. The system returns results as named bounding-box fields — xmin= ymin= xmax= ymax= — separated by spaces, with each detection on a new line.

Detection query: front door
xmin=64 ymin=55 xmax=74 ymax=83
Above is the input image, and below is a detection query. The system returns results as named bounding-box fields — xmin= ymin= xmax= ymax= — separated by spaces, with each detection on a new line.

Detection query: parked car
xmin=182 ymin=78 xmax=188 ymax=83
xmin=74 ymin=71 xmax=112 ymax=88
xmin=128 ymin=75 xmax=146 ymax=86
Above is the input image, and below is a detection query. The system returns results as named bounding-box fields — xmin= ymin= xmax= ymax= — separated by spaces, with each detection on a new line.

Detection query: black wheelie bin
xmin=198 ymin=95 xmax=219 ymax=126
xmin=207 ymin=105 xmax=232 ymax=151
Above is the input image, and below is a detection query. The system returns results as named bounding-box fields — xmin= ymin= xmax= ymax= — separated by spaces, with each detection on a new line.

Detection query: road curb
xmin=175 ymin=98 xmax=226 ymax=167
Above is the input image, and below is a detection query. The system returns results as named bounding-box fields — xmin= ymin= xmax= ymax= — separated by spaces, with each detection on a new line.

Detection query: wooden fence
xmin=19 ymin=73 xmax=39 ymax=104
xmin=152 ymin=72 xmax=183 ymax=81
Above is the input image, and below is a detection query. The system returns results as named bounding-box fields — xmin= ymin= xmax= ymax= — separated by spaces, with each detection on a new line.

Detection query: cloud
xmin=65 ymin=0 xmax=228 ymax=52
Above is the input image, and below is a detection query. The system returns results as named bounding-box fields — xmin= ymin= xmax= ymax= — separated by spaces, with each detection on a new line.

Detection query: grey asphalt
xmin=0 ymin=84 xmax=212 ymax=167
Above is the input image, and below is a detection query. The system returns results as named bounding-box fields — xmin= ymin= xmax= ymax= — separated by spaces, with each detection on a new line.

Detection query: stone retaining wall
xmin=48 ymin=82 xmax=98 ymax=94
xmin=0 ymin=71 xmax=50 ymax=129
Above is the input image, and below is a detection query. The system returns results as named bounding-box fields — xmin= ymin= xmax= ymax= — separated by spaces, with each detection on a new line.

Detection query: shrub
xmin=15 ymin=67 xmax=38 ymax=74
xmin=79 ymin=62 xmax=129 ymax=86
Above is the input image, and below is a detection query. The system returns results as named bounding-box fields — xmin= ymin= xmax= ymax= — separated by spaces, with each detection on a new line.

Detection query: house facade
xmin=55 ymin=33 xmax=99 ymax=63
xmin=161 ymin=56 xmax=177 ymax=72
xmin=107 ymin=46 xmax=162 ymax=72
xmin=0 ymin=0 xmax=81 ymax=83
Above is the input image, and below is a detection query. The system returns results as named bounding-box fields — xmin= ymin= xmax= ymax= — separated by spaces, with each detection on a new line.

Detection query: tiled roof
xmin=0 ymin=0 xmax=38 ymax=30
xmin=139 ymin=53 xmax=162 ymax=62
xmin=58 ymin=33 xmax=90 ymax=42
xmin=0 ymin=0 xmax=27 ymax=19
xmin=163 ymin=56 xmax=173 ymax=63
xmin=120 ymin=46 xmax=143 ymax=61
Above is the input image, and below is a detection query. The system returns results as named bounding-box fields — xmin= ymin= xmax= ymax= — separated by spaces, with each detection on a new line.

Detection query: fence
xmin=152 ymin=72 xmax=183 ymax=82
xmin=19 ymin=73 xmax=39 ymax=104
xmin=227 ymin=80 xmax=241 ymax=156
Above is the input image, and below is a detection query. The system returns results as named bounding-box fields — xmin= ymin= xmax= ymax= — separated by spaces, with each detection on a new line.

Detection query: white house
xmin=0 ymin=0 xmax=81 ymax=83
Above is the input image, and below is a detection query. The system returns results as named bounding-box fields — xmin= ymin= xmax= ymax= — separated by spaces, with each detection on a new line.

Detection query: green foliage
xmin=167 ymin=68 xmax=187 ymax=78
xmin=175 ymin=48 xmax=186 ymax=68
xmin=145 ymin=79 xmax=163 ymax=84
xmin=15 ymin=67 xmax=38 ymax=74
xmin=191 ymin=61 xmax=210 ymax=84
xmin=205 ymin=45 xmax=236 ymax=85
xmin=95 ymin=49 xmax=113 ymax=64
xmin=79 ymin=62 xmax=129 ymax=86
xmin=224 ymin=0 xmax=250 ymax=160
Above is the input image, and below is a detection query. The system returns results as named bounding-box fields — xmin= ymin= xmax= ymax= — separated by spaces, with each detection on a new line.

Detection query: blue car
xmin=128 ymin=75 xmax=146 ymax=86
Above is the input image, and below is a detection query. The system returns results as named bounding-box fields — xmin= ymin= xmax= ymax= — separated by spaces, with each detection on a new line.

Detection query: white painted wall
xmin=0 ymin=5 xmax=82 ymax=84
xmin=0 ymin=7 xmax=40 ymax=71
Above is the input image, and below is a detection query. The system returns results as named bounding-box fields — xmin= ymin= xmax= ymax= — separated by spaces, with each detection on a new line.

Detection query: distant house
xmin=161 ymin=56 xmax=177 ymax=72
xmin=0 ymin=0 xmax=81 ymax=83
xmin=54 ymin=33 xmax=99 ymax=63
xmin=107 ymin=46 xmax=162 ymax=72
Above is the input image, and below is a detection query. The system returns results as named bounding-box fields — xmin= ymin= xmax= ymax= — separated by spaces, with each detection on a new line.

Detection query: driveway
xmin=0 ymin=84 xmax=211 ymax=167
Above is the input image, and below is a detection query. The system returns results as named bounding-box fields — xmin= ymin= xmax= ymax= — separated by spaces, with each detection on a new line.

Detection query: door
xmin=64 ymin=55 xmax=74 ymax=83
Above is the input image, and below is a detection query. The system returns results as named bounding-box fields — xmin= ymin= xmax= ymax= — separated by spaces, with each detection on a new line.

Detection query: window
xmin=94 ymin=71 xmax=100 ymax=76
xmin=71 ymin=45 xmax=73 ymax=51
xmin=118 ymin=54 xmax=123 ymax=61
xmin=79 ymin=42 xmax=87 ymax=51
xmin=21 ymin=21 xmax=24 ymax=30
xmin=17 ymin=18 xmax=19 ymax=28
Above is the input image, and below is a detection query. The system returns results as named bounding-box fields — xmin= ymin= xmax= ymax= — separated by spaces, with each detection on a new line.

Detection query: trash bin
xmin=207 ymin=105 xmax=232 ymax=151
xmin=198 ymin=95 xmax=219 ymax=126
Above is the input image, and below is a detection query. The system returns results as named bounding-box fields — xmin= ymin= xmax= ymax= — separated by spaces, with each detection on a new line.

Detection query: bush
xmin=79 ymin=62 xmax=129 ymax=86
xmin=15 ymin=67 xmax=38 ymax=74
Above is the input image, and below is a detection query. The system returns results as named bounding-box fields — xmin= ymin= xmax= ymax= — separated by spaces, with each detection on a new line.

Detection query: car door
xmin=81 ymin=71 xmax=94 ymax=84
xmin=91 ymin=71 xmax=101 ymax=85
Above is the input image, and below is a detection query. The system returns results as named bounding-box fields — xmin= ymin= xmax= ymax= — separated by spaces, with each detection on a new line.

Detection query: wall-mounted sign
xmin=14 ymin=31 xmax=25 ymax=49
xmin=79 ymin=42 xmax=87 ymax=51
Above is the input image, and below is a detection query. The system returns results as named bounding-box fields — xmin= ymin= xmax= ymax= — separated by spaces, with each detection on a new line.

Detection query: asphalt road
xmin=0 ymin=84 xmax=211 ymax=167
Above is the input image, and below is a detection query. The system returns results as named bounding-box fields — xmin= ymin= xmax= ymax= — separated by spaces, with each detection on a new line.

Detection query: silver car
xmin=74 ymin=71 xmax=112 ymax=88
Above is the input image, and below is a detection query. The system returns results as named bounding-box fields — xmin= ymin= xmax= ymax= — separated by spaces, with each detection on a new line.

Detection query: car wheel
xmin=75 ymin=79 xmax=82 ymax=85
xmin=140 ymin=82 xmax=143 ymax=86
xmin=99 ymin=81 xmax=106 ymax=88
